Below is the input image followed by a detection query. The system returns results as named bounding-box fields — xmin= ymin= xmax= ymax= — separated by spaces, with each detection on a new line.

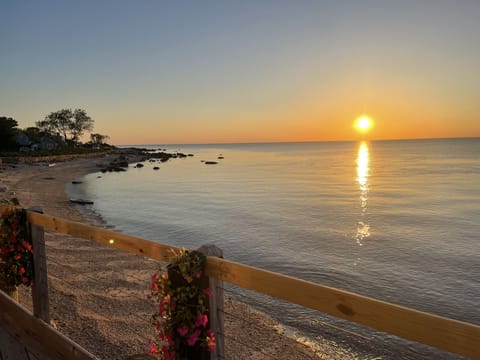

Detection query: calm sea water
xmin=69 ymin=139 xmax=480 ymax=359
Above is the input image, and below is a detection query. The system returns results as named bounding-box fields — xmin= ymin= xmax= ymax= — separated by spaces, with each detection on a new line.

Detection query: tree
xmin=90 ymin=133 xmax=110 ymax=146
xmin=71 ymin=109 xmax=94 ymax=143
xmin=0 ymin=116 xmax=19 ymax=151
xmin=36 ymin=108 xmax=94 ymax=145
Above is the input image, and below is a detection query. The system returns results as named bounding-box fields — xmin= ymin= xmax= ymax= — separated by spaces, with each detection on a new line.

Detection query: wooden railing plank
xmin=204 ymin=257 xmax=480 ymax=359
xmin=26 ymin=210 xmax=480 ymax=359
xmin=0 ymin=290 xmax=97 ymax=360
xmin=26 ymin=211 xmax=179 ymax=262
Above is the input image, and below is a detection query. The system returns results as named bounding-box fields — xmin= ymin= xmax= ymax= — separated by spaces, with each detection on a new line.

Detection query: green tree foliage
xmin=0 ymin=116 xmax=19 ymax=151
xmin=36 ymin=108 xmax=94 ymax=145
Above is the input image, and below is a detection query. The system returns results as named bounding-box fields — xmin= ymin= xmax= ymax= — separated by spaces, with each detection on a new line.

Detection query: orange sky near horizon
xmin=2 ymin=2 xmax=480 ymax=145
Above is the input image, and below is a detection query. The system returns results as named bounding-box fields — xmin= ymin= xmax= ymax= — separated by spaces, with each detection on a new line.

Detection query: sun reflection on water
xmin=355 ymin=141 xmax=370 ymax=246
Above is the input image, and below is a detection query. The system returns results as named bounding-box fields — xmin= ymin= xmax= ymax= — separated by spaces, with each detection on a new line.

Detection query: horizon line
xmin=115 ymin=135 xmax=480 ymax=147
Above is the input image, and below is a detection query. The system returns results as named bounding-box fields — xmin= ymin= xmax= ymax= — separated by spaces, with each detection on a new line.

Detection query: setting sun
xmin=354 ymin=116 xmax=374 ymax=134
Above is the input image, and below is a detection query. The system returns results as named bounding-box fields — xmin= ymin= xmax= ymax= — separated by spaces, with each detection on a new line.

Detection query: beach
xmin=0 ymin=152 xmax=352 ymax=360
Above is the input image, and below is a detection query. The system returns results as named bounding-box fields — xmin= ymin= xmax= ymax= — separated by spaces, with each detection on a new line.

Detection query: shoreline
xmin=0 ymin=151 xmax=356 ymax=359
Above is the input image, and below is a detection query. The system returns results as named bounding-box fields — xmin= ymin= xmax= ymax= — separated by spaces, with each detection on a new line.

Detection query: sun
xmin=354 ymin=115 xmax=374 ymax=134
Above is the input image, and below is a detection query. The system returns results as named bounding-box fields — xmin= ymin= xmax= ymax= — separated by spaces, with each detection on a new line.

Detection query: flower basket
xmin=0 ymin=203 xmax=34 ymax=296
xmin=150 ymin=249 xmax=216 ymax=360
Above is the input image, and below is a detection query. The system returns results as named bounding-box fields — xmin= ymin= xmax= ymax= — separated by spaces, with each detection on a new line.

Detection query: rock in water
xmin=70 ymin=199 xmax=94 ymax=205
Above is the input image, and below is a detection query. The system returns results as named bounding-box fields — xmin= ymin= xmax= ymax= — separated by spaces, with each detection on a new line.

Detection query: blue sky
xmin=1 ymin=1 xmax=479 ymax=144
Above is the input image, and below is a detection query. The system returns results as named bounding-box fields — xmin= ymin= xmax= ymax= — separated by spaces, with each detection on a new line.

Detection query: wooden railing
xmin=3 ymin=208 xmax=480 ymax=359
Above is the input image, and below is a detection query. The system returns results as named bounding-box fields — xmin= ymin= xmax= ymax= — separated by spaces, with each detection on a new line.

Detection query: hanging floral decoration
xmin=0 ymin=204 xmax=34 ymax=287
xmin=149 ymin=249 xmax=216 ymax=359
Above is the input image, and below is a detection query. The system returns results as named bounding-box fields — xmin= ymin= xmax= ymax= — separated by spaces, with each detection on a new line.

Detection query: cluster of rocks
xmin=96 ymin=148 xmax=228 ymax=173
xmin=99 ymin=156 xmax=130 ymax=172
xmin=98 ymin=149 xmax=195 ymax=173
xmin=148 ymin=151 xmax=194 ymax=162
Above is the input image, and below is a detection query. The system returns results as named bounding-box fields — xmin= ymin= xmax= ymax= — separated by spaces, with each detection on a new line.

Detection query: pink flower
xmin=202 ymin=288 xmax=213 ymax=296
xmin=151 ymin=273 xmax=159 ymax=291
xmin=195 ymin=313 xmax=208 ymax=328
xmin=195 ymin=271 xmax=202 ymax=279
xmin=187 ymin=329 xmax=201 ymax=346
xmin=21 ymin=240 xmax=32 ymax=252
xmin=177 ymin=325 xmax=188 ymax=336
xmin=183 ymin=274 xmax=193 ymax=283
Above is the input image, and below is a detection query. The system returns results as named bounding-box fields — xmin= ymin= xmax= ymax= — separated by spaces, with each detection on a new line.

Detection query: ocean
xmin=68 ymin=138 xmax=480 ymax=359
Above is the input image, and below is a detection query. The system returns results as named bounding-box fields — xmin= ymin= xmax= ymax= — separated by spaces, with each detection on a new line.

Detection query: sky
xmin=1 ymin=1 xmax=480 ymax=145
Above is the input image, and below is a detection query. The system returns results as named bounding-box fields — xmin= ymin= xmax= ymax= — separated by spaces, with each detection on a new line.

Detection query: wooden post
xmin=28 ymin=206 xmax=50 ymax=323
xmin=197 ymin=244 xmax=225 ymax=360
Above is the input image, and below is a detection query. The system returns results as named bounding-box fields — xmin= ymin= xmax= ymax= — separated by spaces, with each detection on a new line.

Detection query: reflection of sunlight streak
xmin=357 ymin=142 xmax=369 ymax=190
xmin=355 ymin=142 xmax=370 ymax=246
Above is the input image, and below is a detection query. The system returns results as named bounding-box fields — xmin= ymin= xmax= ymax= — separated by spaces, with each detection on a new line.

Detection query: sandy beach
xmin=0 ymin=152 xmax=355 ymax=360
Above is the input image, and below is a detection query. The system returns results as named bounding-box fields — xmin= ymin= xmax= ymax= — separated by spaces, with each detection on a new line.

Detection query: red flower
xmin=202 ymin=287 xmax=213 ymax=296
xmin=187 ymin=329 xmax=201 ymax=346
xmin=148 ymin=344 xmax=159 ymax=355
xmin=14 ymin=253 xmax=22 ymax=260
xmin=177 ymin=325 xmax=188 ymax=337
xmin=19 ymin=267 xmax=26 ymax=275
xmin=195 ymin=313 xmax=208 ymax=328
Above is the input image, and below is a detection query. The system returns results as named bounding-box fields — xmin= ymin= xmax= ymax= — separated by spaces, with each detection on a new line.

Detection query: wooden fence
xmin=2 ymin=208 xmax=480 ymax=359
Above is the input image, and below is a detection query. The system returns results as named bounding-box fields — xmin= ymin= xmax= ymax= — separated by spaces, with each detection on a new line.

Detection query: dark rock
xmin=153 ymin=167 xmax=160 ymax=170
xmin=69 ymin=199 xmax=94 ymax=205
xmin=135 ymin=163 xmax=144 ymax=168
xmin=218 ymin=156 xmax=224 ymax=159
xmin=205 ymin=161 xmax=218 ymax=165
xmin=71 ymin=181 xmax=83 ymax=184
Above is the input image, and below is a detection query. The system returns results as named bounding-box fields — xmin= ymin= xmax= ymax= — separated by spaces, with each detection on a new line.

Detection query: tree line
xmin=0 ymin=109 xmax=110 ymax=153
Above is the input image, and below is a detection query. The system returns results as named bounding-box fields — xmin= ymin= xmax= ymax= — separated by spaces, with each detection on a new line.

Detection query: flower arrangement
xmin=0 ymin=204 xmax=34 ymax=287
xmin=149 ymin=248 xmax=216 ymax=360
